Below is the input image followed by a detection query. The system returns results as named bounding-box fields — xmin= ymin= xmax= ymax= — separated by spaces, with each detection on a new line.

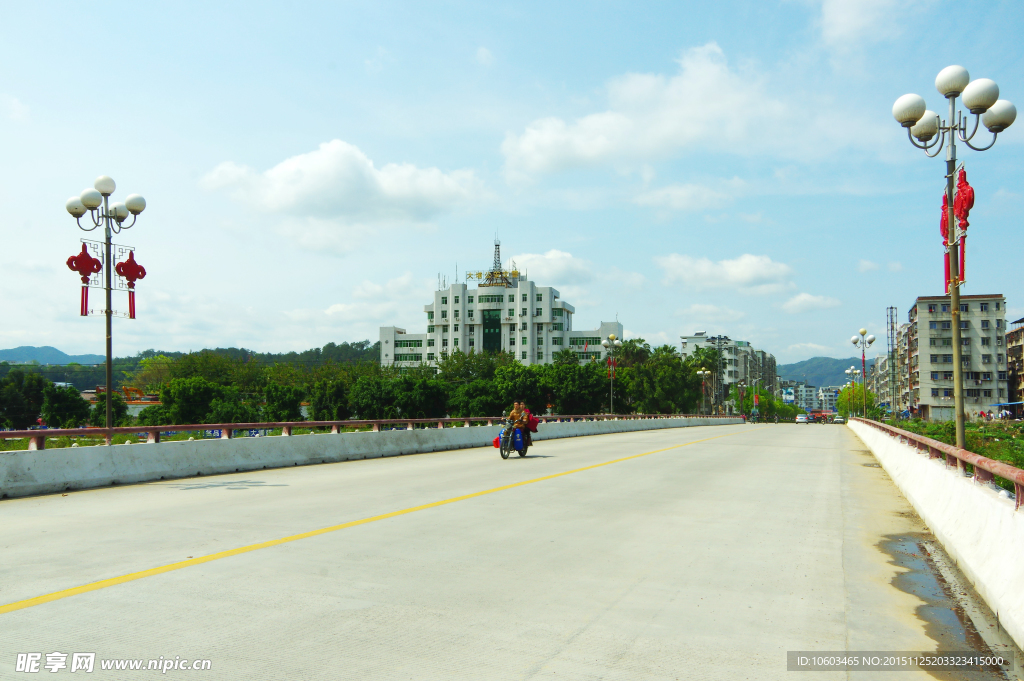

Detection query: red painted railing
xmin=851 ymin=417 xmax=1024 ymax=510
xmin=1 ymin=413 xmax=738 ymax=450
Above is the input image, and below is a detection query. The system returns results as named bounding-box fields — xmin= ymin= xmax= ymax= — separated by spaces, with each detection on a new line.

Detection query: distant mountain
xmin=778 ymin=356 xmax=877 ymax=389
xmin=0 ymin=346 xmax=105 ymax=365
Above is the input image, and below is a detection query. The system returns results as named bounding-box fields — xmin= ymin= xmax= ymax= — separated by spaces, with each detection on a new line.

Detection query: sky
xmin=1 ymin=0 xmax=1022 ymax=365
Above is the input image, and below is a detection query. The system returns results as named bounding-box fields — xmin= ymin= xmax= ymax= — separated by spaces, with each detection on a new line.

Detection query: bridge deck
xmin=0 ymin=424 xmax=1005 ymax=679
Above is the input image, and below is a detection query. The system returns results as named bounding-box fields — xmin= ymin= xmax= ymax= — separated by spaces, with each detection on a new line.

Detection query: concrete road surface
xmin=0 ymin=424 xmax=1010 ymax=679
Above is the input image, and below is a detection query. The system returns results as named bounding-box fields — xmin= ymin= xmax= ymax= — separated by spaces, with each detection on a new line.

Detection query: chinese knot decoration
xmin=66 ymin=244 xmax=102 ymax=316
xmin=940 ymin=168 xmax=975 ymax=294
xmin=115 ymin=251 xmax=147 ymax=319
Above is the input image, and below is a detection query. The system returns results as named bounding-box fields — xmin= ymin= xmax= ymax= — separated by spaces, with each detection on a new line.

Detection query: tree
xmin=169 ymin=351 xmax=237 ymax=386
xmin=393 ymin=375 xmax=449 ymax=418
xmin=137 ymin=404 xmax=172 ymax=426
xmin=493 ymin=364 xmax=545 ymax=414
xmin=264 ymin=382 xmax=305 ymax=422
xmin=837 ymin=385 xmax=875 ymax=418
xmin=208 ymin=387 xmax=263 ymax=423
xmin=89 ymin=391 xmax=130 ymax=426
xmin=0 ymin=370 xmax=48 ymax=429
xmin=41 ymin=384 xmax=91 ymax=428
xmin=128 ymin=355 xmax=174 ymax=392
xmin=552 ymin=349 xmax=580 ymax=366
xmin=309 ymin=379 xmax=351 ymax=421
xmin=616 ymin=338 xmax=651 ymax=368
xmin=349 ymin=375 xmax=397 ymax=419
xmin=543 ymin=362 xmax=606 ymax=415
xmin=447 ymin=379 xmax=504 ymax=417
xmin=161 ymin=376 xmax=226 ymax=424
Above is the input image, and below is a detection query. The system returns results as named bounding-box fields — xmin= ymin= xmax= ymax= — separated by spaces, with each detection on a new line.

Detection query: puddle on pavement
xmin=862 ymin=462 xmax=882 ymax=468
xmin=880 ymin=534 xmax=1020 ymax=680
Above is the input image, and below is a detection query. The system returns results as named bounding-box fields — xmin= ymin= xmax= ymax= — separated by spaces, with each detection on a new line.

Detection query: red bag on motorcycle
xmin=493 ymin=435 xmax=501 ymax=448
xmin=527 ymin=414 xmax=539 ymax=432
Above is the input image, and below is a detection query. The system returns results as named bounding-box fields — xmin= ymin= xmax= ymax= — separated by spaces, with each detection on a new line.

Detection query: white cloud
xmin=858 ymin=259 xmax=880 ymax=272
xmin=787 ymin=342 xmax=832 ymax=354
xmin=203 ymin=139 xmax=483 ymax=224
xmin=817 ymin=0 xmax=921 ymax=48
xmin=3 ymin=95 xmax=29 ymax=121
xmin=635 ymin=177 xmax=744 ymax=213
xmin=655 ymin=253 xmax=793 ymax=295
xmin=501 ymin=42 xmax=879 ymax=179
xmin=511 ymin=249 xmax=596 ymax=286
xmin=782 ymin=292 xmax=841 ymax=313
xmin=887 ymin=261 xmax=903 ymax=272
xmin=475 ymin=47 xmax=493 ymax=66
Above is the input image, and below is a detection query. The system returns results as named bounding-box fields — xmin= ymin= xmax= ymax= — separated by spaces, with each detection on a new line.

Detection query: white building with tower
xmin=380 ymin=242 xmax=623 ymax=368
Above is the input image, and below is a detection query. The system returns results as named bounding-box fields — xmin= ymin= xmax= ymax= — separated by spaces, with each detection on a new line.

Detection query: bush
xmin=160 ymin=377 xmax=226 ymax=425
xmin=208 ymin=388 xmax=263 ymax=423
xmin=309 ymin=379 xmax=350 ymax=421
xmin=89 ymin=391 xmax=130 ymax=427
xmin=349 ymin=375 xmax=396 ymax=419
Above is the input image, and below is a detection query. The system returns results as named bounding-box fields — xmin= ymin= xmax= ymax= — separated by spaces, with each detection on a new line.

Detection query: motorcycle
xmin=499 ymin=418 xmax=529 ymax=459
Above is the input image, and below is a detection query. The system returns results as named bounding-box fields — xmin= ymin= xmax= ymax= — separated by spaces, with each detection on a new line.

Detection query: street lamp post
xmin=697 ymin=370 xmax=710 ymax=415
xmin=601 ymin=334 xmax=622 ymax=414
xmin=65 ymin=176 xmax=146 ymax=431
xmin=851 ymin=329 xmax=875 ymax=418
xmin=893 ymin=65 xmax=1015 ymax=448
xmin=844 ymin=367 xmax=862 ymax=417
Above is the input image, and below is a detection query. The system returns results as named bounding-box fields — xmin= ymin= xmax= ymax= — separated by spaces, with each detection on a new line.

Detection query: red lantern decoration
xmin=953 ymin=168 xmax=974 ymax=285
xmin=66 ymin=244 xmax=102 ymax=316
xmin=115 ymin=251 xmax=147 ymax=319
xmin=940 ymin=194 xmax=950 ymax=294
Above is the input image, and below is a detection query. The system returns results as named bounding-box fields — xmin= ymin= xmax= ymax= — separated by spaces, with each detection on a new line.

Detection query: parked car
xmin=795 ymin=414 xmax=809 ymax=424
xmin=832 ymin=415 xmax=845 ymax=424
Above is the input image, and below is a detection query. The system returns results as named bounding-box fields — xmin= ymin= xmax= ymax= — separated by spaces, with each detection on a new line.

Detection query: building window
xmin=467 ymin=296 xmax=474 ymax=304
xmin=536 ymin=294 xmax=542 ymax=302
xmin=941 ymin=304 xmax=950 ymax=312
xmin=478 ymin=295 xmax=502 ymax=303
xmin=552 ymin=309 xmax=563 ymax=317
xmin=535 ymin=308 xmax=542 ymax=317
xmin=536 ymin=337 xmax=544 ymax=346
xmin=999 ymin=388 xmax=1006 ymax=397
xmin=537 ymin=324 xmax=543 ymax=333
xmin=931 ymin=388 xmax=939 ymax=396
xmin=575 ymin=351 xmax=601 ymax=360
xmin=427 ymin=325 xmax=435 ymax=333
xmin=520 ymin=322 xmax=527 ymax=331
xmin=441 ymin=310 xmax=448 ymax=319
xmin=960 ymin=321 xmax=969 ymax=329
xmin=943 ymin=372 xmax=953 ymax=380
xmin=962 ymin=338 xmax=970 ymax=346
xmin=468 ymin=310 xmax=474 ymax=319
xmin=980 ymin=303 xmax=989 ymax=312
xmin=442 ymin=338 xmax=448 ymax=347
xmin=521 ymin=294 xmax=527 ymax=302
xmin=521 ymin=308 xmax=527 ymax=317
xmin=442 ymin=325 xmax=449 ymax=332
xmin=569 ymin=337 xmax=602 ymax=346
xmin=468 ymin=338 xmax=475 ymax=347
xmin=998 ymin=354 xmax=1004 ymax=363
xmin=521 ymin=337 xmax=528 ymax=345
xmin=997 ymin=319 xmax=1004 ymax=328
xmin=982 ymin=354 xmax=992 ymax=363
xmin=453 ymin=324 xmax=459 ymax=332
xmin=454 ymin=310 xmax=460 ymax=320
xmin=522 ymin=351 xmax=528 ymax=360
xmin=930 ymin=372 xmax=939 ymax=380
xmin=510 ymin=337 xmax=515 ymax=346
xmin=441 ymin=296 xmax=448 ymax=305
xmin=454 ymin=296 xmax=459 ymax=304
xmin=999 ymin=371 xmax=1007 ymax=380
xmin=930 ymin=354 xmax=938 ymax=362
xmin=981 ymin=337 xmax=991 ymax=346
xmin=508 ymin=295 xmax=514 ymax=302
xmin=996 ymin=302 xmax=1001 ymax=310
xmin=453 ymin=338 xmax=459 ymax=347
xmin=942 ymin=389 xmax=951 ymax=397
xmin=427 ymin=353 xmax=435 ymax=360
xmin=427 ymin=339 xmax=435 ymax=347
xmin=929 ymin=321 xmax=937 ymax=329
xmin=551 ymin=337 xmax=563 ymax=345
xmin=960 ymin=304 xmax=969 ymax=312
xmin=982 ymin=372 xmax=992 ymax=380
xmin=395 ymin=339 xmax=423 ymax=347
xmin=394 ymin=353 xmax=423 ymax=362
xmin=552 ymin=323 xmax=563 ymax=331
xmin=508 ymin=309 xmax=514 ymax=317
xmin=427 ymin=311 xmax=434 ymax=320
xmin=941 ymin=321 xmax=951 ymax=330
xmin=510 ymin=324 xmax=516 ymax=333
xmin=943 ymin=354 xmax=953 ymax=363
xmin=928 ymin=304 xmax=937 ymax=313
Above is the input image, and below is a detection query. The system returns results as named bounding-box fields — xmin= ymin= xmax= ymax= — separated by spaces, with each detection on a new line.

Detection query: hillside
xmin=0 ymin=346 xmax=105 ymax=365
xmin=777 ymin=356 xmax=877 ymax=389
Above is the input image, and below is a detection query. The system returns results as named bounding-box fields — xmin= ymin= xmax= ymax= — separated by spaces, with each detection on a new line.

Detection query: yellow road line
xmin=1 ymin=427 xmax=751 ymax=615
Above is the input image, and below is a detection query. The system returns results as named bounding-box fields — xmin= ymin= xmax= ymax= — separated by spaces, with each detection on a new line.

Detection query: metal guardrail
xmin=851 ymin=417 xmax=1024 ymax=510
xmin=1 ymin=414 xmax=736 ymax=450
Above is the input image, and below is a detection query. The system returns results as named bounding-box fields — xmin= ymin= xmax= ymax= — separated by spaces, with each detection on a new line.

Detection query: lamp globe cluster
xmin=893 ymin=65 xmax=1016 ymax=141
xmin=65 ymin=176 xmax=146 ymax=223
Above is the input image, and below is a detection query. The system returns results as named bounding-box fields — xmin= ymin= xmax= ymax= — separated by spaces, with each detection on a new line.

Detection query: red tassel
xmin=81 ymin=286 xmax=88 ymax=316
xmin=959 ymin=235 xmax=965 ymax=284
xmin=128 ymin=290 xmax=136 ymax=319
xmin=944 ymin=250 xmax=950 ymax=294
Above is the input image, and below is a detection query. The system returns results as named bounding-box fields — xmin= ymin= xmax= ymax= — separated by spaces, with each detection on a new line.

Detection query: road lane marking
xmin=1 ymin=427 xmax=755 ymax=615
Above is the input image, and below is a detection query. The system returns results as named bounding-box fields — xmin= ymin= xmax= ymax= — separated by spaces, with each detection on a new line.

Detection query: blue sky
xmin=1 ymin=0 xmax=1022 ymax=364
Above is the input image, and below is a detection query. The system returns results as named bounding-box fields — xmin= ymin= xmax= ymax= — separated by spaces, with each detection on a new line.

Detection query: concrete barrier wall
xmin=1 ymin=417 xmax=740 ymax=500
xmin=848 ymin=420 xmax=1024 ymax=651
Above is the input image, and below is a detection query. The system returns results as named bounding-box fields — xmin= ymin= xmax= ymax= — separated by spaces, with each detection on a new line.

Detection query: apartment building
xmin=679 ymin=334 xmax=779 ymax=398
xmin=906 ymin=294 xmax=1008 ymax=421
xmin=1007 ymin=318 xmax=1024 ymax=414
xmin=818 ymin=386 xmax=842 ymax=413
